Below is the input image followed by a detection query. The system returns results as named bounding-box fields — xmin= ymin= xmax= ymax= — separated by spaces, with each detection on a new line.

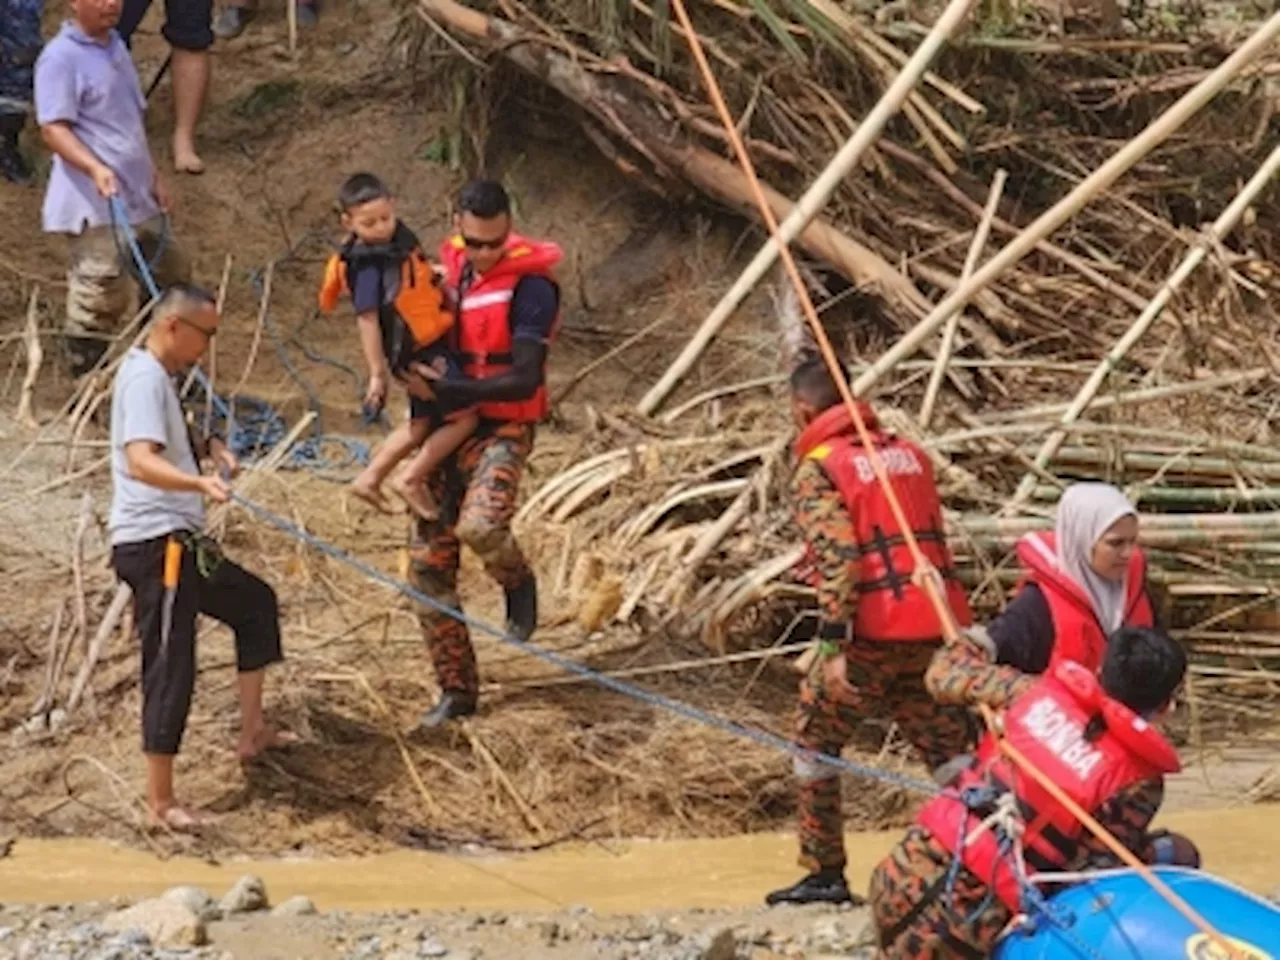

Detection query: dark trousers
xmin=112 ymin=532 xmax=282 ymax=755
xmin=117 ymin=0 xmax=214 ymax=51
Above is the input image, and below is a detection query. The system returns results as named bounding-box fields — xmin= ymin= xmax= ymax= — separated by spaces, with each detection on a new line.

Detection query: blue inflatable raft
xmin=994 ymin=867 xmax=1280 ymax=960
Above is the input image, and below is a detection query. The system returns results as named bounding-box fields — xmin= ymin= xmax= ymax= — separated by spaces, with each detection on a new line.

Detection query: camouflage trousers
xmin=869 ymin=826 xmax=1012 ymax=959
xmin=408 ymin=422 xmax=535 ymax=700
xmin=794 ymin=639 xmax=970 ymax=873
xmin=64 ymin=216 xmax=190 ymax=375
xmin=0 ymin=0 xmax=42 ymax=117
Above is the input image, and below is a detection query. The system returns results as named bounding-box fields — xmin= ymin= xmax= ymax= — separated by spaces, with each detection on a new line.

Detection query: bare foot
xmin=237 ymin=725 xmax=299 ymax=762
xmin=148 ymin=804 xmax=217 ymax=833
xmin=173 ymin=141 xmax=205 ymax=175
xmin=389 ymin=475 xmax=440 ymax=522
xmin=349 ymin=476 xmax=394 ymax=514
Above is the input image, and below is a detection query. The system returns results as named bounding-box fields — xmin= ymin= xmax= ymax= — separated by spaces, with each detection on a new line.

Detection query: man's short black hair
xmin=156 ymin=282 xmax=216 ymax=319
xmin=456 ymin=179 xmax=511 ymax=219
xmin=339 ymin=173 xmax=392 ymax=212
xmin=789 ymin=354 xmax=851 ymax=411
xmin=1100 ymin=626 xmax=1187 ymax=715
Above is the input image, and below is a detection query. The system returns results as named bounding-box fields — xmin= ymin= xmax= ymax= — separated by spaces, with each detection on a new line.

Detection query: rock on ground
xmin=219 ymin=874 xmax=269 ymax=915
xmin=161 ymin=885 xmax=221 ymax=922
xmin=101 ymin=898 xmax=207 ymax=947
xmin=271 ymin=895 xmax=318 ymax=918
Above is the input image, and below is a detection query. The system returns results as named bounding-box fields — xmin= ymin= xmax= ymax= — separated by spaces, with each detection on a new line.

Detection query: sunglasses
xmin=462 ymin=233 xmax=508 ymax=251
xmin=176 ymin=315 xmax=217 ymax=339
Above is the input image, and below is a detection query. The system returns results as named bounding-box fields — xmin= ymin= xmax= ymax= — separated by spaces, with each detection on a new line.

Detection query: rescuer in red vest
xmin=765 ymin=357 xmax=974 ymax=907
xmin=927 ymin=482 xmax=1159 ymax=710
xmin=871 ymin=625 xmax=1200 ymax=958
xmin=401 ymin=179 xmax=562 ymax=729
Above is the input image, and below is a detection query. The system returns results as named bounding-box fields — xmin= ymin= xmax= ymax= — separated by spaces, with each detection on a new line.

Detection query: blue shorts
xmin=399 ymin=339 xmax=468 ymax=427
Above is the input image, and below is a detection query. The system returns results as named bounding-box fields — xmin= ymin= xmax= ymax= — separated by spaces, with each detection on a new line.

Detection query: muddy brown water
xmin=2 ymin=805 xmax=1277 ymax=912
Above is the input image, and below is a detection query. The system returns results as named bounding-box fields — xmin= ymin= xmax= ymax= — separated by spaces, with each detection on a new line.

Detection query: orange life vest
xmin=915 ymin=660 xmax=1179 ymax=911
xmin=439 ymin=233 xmax=562 ymax=423
xmin=1017 ymin=531 xmax=1154 ymax=673
xmin=793 ymin=404 xmax=972 ymax=641
xmin=318 ymin=224 xmax=451 ymax=370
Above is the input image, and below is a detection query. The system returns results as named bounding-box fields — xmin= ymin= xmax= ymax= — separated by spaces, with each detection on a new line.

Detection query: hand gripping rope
xmin=660 ymin=2 xmax=1241 ymax=954
xmin=106 ymin=197 xmax=940 ymax=796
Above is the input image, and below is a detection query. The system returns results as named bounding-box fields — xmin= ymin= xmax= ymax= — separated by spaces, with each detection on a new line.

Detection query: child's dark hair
xmin=1099 ymin=626 xmax=1187 ymax=716
xmin=456 ymin=179 xmax=511 ymax=219
xmin=789 ymin=354 xmax=851 ymax=411
xmin=339 ymin=173 xmax=391 ymax=212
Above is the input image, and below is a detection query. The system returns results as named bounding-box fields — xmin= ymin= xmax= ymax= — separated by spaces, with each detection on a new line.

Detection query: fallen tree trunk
xmin=417 ymin=0 xmax=929 ymax=320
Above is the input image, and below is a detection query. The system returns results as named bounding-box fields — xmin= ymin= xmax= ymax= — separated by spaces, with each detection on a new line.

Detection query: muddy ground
xmin=2 ymin=0 xmax=1280 ymax=930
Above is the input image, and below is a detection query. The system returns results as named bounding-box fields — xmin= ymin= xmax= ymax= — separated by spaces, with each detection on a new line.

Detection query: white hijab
xmin=1055 ymin=483 xmax=1137 ymax=632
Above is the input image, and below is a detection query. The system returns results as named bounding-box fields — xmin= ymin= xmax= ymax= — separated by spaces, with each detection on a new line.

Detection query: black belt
xmin=458 ymin=351 xmax=513 ymax=365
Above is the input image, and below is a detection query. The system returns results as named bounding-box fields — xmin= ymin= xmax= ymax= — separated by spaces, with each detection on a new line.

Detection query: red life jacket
xmin=1017 ymin=531 xmax=1153 ymax=674
xmin=440 ymin=233 xmax=563 ymax=423
xmin=915 ymin=660 xmax=1180 ymax=911
xmin=793 ymin=404 xmax=972 ymax=641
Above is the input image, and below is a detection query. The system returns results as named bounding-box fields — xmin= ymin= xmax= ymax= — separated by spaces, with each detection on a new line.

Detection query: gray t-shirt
xmin=109 ymin=347 xmax=205 ymax=545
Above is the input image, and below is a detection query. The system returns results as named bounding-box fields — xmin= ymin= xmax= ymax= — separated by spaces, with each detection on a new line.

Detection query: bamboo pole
xmin=970 ymin=368 xmax=1267 ymax=423
xmin=1005 ymin=143 xmax=1280 ymax=511
xmin=919 ymin=169 xmax=1006 ymax=427
xmin=850 ymin=11 xmax=1280 ymax=399
xmin=635 ymin=0 xmax=977 ymax=416
xmin=15 ymin=289 xmax=41 ymax=429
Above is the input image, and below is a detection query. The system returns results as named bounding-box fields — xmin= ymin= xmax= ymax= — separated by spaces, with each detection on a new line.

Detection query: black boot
xmin=765 ymin=869 xmax=858 ymax=906
xmin=418 ymin=690 xmax=477 ymax=730
xmin=505 ymin=574 xmax=538 ymax=642
xmin=0 ymin=118 xmax=31 ymax=186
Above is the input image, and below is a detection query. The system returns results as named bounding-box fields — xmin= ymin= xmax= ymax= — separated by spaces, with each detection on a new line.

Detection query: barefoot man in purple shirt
xmin=35 ymin=0 xmax=191 ymax=376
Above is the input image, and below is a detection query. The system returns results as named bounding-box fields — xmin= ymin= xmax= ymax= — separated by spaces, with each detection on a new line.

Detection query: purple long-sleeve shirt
xmin=34 ymin=22 xmax=159 ymax=234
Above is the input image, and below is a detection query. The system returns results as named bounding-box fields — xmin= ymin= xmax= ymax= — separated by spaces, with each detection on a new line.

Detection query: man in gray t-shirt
xmin=109 ymin=283 xmax=294 ymax=832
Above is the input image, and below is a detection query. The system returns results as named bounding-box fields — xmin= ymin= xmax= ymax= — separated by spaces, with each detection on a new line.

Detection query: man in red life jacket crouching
xmin=766 ymin=358 xmax=974 ymax=907
xmin=404 ymin=180 xmax=562 ymax=729
xmin=870 ymin=626 xmax=1200 ymax=959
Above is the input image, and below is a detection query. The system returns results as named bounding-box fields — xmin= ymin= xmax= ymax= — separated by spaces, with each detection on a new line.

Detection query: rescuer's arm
xmin=925 ymin=629 xmax=1037 ymax=709
xmin=431 ymin=276 xmax=556 ymax=406
xmin=791 ymin=456 xmax=860 ymax=647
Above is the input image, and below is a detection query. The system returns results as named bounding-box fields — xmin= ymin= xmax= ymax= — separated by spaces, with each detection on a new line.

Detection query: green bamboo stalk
xmin=1030 ymin=485 xmax=1280 ymax=507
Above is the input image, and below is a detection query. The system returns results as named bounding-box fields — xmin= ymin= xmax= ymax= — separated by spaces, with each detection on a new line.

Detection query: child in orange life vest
xmin=870 ymin=626 xmax=1199 ymax=960
xmin=320 ymin=173 xmax=478 ymax=521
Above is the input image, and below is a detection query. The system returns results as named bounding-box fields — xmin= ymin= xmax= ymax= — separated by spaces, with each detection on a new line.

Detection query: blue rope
xmin=231 ymin=490 xmax=940 ymax=793
xmin=109 ymin=195 xmax=937 ymax=794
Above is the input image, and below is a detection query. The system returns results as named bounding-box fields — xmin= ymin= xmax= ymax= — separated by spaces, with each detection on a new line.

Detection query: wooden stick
xmin=1005 ymin=144 xmax=1280 ymax=511
xmin=33 ymin=600 xmax=66 ymax=716
xmin=972 ymin=369 xmax=1267 ymax=424
xmin=66 ymin=583 xmax=131 ymax=715
xmin=634 ymin=0 xmax=976 ymax=415
xmin=919 ymin=169 xmax=1006 ymax=427
xmin=15 ymin=289 xmax=41 ymax=429
xmin=69 ymin=493 xmax=93 ymax=664
xmin=851 ymin=11 xmax=1280 ymax=399
xmin=287 ymin=0 xmax=298 ymax=55
xmin=462 ymin=721 xmax=548 ymax=840
xmin=1 ymin=295 xmax=154 ymax=479
xmin=552 ymin=309 xmax=675 ymax=406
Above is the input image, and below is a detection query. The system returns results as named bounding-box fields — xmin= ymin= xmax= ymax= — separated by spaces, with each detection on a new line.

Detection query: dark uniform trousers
xmin=408 ymin=422 xmax=535 ymax=699
xmin=795 ymin=638 xmax=971 ymax=873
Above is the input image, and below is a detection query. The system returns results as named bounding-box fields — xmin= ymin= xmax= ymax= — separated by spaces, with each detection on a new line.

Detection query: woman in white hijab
xmin=930 ymin=483 xmax=1156 ymax=702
